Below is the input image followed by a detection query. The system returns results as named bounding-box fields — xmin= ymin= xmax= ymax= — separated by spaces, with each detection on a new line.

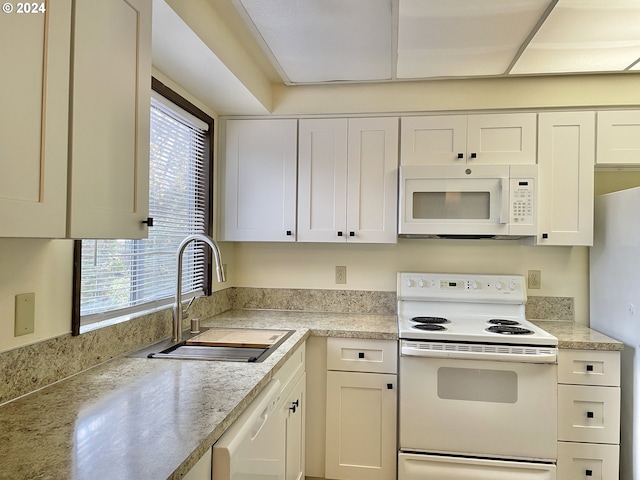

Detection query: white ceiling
xmin=232 ymin=0 xmax=640 ymax=84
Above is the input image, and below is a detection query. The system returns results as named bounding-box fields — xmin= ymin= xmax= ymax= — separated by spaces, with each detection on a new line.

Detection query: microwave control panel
xmin=509 ymin=178 xmax=535 ymax=225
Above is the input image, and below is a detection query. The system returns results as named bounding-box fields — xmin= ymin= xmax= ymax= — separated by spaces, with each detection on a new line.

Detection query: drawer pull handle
xmin=587 ymin=411 xmax=594 ymax=418
xmin=586 ymin=364 xmax=594 ymax=372
xmin=585 ymin=469 xmax=593 ymax=476
xmin=358 ymin=352 xmax=365 ymax=359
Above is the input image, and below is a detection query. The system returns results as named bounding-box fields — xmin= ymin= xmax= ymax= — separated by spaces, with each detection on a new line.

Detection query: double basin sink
xmin=133 ymin=327 xmax=295 ymax=363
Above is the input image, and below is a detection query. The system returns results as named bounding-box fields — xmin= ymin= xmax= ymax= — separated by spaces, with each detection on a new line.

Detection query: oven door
xmin=399 ymin=165 xmax=509 ymax=236
xmin=399 ymin=453 xmax=556 ymax=480
xmin=399 ymin=345 xmax=557 ymax=461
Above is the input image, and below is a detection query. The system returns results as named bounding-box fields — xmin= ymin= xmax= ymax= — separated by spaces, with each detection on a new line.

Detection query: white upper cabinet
xmin=67 ymin=0 xmax=152 ymax=239
xmin=0 ymin=0 xmax=71 ymax=237
xmin=596 ymin=110 xmax=640 ymax=165
xmin=0 ymin=0 xmax=152 ymax=239
xmin=220 ymin=119 xmax=298 ymax=241
xmin=401 ymin=113 xmax=537 ymax=165
xmin=536 ymin=111 xmax=595 ymax=246
xmin=298 ymin=117 xmax=398 ymax=243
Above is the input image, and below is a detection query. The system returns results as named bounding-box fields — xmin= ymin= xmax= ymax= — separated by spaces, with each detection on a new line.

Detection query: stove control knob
xmin=406 ymin=279 xmax=414 ymax=287
xmin=471 ymin=280 xmax=479 ymax=290
xmin=509 ymin=280 xmax=517 ymax=291
xmin=495 ymin=281 xmax=504 ymax=291
xmin=418 ymin=279 xmax=426 ymax=288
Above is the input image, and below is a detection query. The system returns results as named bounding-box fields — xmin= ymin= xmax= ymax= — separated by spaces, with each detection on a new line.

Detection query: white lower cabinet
xmin=325 ymin=338 xmax=397 ymax=480
xmin=183 ymin=449 xmax=212 ymax=480
xmin=283 ymin=373 xmax=306 ymax=480
xmin=557 ymin=349 xmax=621 ymax=480
xmin=212 ymin=343 xmax=305 ymax=480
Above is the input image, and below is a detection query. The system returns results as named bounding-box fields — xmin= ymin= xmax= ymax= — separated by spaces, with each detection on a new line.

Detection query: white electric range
xmin=397 ymin=272 xmax=559 ymax=480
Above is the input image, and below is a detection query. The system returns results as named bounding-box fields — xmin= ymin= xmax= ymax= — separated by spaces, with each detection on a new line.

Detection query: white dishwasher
xmin=213 ymin=379 xmax=285 ymax=480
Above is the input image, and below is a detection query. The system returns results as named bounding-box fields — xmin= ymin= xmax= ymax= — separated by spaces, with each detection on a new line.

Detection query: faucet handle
xmin=181 ymin=296 xmax=196 ymax=318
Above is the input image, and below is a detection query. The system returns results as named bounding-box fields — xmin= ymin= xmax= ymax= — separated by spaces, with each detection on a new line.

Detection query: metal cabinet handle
xmin=289 ymin=399 xmax=299 ymax=413
xmin=286 ymin=230 xmax=292 ymax=236
xmin=542 ymin=233 xmax=549 ymax=239
xmin=585 ymin=469 xmax=593 ymax=476
xmin=470 ymin=152 xmax=477 ymax=159
xmin=587 ymin=411 xmax=594 ymax=418
xmin=387 ymin=383 xmax=393 ymax=390
xmin=349 ymin=231 xmax=355 ymax=237
xmin=457 ymin=153 xmax=464 ymax=159
xmin=337 ymin=231 xmax=343 ymax=237
xmin=142 ymin=217 xmax=154 ymax=227
xmin=358 ymin=352 xmax=365 ymax=359
xmin=586 ymin=364 xmax=594 ymax=372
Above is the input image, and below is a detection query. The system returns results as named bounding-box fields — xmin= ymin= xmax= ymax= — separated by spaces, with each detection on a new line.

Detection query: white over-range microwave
xmin=399 ymin=164 xmax=537 ymax=238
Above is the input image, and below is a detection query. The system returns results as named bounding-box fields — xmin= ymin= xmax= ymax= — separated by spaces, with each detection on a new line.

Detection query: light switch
xmin=15 ymin=293 xmax=35 ymax=336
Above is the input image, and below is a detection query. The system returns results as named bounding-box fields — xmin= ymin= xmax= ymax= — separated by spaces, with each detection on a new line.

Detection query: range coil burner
xmin=411 ymin=316 xmax=450 ymax=331
xmin=486 ymin=325 xmax=534 ymax=335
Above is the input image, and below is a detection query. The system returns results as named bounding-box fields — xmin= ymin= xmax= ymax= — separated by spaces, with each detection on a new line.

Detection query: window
xmin=72 ymin=79 xmax=214 ymax=334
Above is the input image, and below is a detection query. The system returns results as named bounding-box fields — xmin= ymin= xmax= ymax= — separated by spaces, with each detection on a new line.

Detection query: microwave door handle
xmin=499 ymin=178 xmax=509 ymax=224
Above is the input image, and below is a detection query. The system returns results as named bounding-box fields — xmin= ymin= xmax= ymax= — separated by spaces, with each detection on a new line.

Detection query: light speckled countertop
xmin=0 ymin=310 xmax=396 ymax=480
xmin=532 ymin=320 xmax=624 ymax=351
xmin=0 ymin=309 xmax=620 ymax=480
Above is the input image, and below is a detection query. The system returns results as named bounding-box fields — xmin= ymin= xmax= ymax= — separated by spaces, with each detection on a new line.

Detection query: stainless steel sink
xmin=148 ymin=344 xmax=269 ymax=362
xmin=132 ymin=328 xmax=295 ymax=363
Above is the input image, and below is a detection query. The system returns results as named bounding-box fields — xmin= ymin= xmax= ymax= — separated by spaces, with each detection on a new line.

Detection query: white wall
xmin=231 ymin=240 xmax=589 ymax=322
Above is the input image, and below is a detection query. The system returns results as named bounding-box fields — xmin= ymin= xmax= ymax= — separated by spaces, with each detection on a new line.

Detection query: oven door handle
xmin=401 ymin=344 xmax=557 ymax=364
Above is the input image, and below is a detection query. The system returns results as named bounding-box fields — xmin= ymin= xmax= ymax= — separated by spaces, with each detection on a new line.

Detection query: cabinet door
xmin=325 ymin=371 xmax=397 ymax=480
xmin=537 ymin=112 xmax=595 ymax=246
xmin=182 ymin=448 xmax=212 ymax=480
xmin=347 ymin=117 xmax=398 ymax=243
xmin=298 ymin=119 xmax=348 ymax=242
xmin=467 ymin=113 xmax=537 ymax=165
xmin=285 ymin=373 xmax=306 ymax=480
xmin=0 ymin=1 xmax=71 ymax=237
xmin=400 ymin=115 xmax=467 ymax=165
xmin=68 ymin=0 xmax=151 ymax=239
xmin=597 ymin=110 xmax=640 ymax=165
xmin=221 ymin=119 xmax=298 ymax=241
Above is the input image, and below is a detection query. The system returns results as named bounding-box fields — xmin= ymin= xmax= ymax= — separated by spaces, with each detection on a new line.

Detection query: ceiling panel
xmin=397 ymin=0 xmax=554 ymax=79
xmin=235 ymin=0 xmax=393 ymax=83
xmin=229 ymin=0 xmax=640 ymax=84
xmin=512 ymin=0 xmax=640 ymax=74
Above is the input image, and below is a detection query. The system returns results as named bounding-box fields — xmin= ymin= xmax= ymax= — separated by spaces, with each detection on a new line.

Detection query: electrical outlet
xmin=335 ymin=266 xmax=347 ymax=284
xmin=15 ymin=293 xmax=35 ymax=336
xmin=528 ymin=270 xmax=541 ymax=290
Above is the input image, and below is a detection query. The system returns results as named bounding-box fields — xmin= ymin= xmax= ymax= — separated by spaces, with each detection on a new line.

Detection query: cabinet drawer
xmin=327 ymin=338 xmax=397 ymax=374
xmin=557 ymin=441 xmax=619 ymax=480
xmin=558 ymin=350 xmax=620 ymax=386
xmin=558 ymin=385 xmax=620 ymax=444
xmin=274 ymin=342 xmax=305 ymax=399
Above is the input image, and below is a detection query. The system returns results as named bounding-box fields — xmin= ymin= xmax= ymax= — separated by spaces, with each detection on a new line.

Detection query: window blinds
xmin=80 ymin=96 xmax=208 ymax=325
